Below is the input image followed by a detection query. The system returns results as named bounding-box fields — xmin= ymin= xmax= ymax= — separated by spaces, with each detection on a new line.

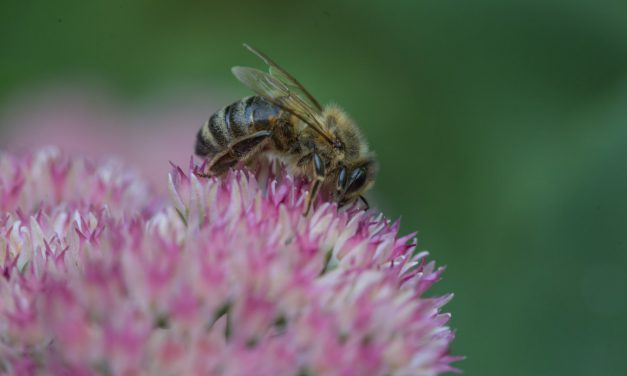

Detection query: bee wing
xmin=232 ymin=66 xmax=336 ymax=144
xmin=242 ymin=43 xmax=323 ymax=112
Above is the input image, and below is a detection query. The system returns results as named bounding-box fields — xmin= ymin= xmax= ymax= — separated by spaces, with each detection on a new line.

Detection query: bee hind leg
xmin=205 ymin=152 xmax=239 ymax=176
xmin=205 ymin=130 xmax=273 ymax=176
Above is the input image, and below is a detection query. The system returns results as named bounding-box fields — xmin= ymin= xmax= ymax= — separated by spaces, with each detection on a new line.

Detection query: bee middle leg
xmin=303 ymin=150 xmax=325 ymax=216
xmin=205 ymin=130 xmax=272 ymax=176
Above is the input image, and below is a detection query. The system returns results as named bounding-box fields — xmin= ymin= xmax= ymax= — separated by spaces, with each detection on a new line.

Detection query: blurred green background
xmin=2 ymin=0 xmax=626 ymax=375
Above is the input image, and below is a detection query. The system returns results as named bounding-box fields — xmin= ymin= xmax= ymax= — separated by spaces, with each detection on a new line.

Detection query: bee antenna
xmin=358 ymin=195 xmax=370 ymax=210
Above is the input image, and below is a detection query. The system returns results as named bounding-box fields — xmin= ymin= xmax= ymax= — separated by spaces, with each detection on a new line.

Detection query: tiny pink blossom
xmin=0 ymin=148 xmax=461 ymax=375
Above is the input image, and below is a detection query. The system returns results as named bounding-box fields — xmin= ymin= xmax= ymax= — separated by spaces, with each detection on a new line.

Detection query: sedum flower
xmin=0 ymin=148 xmax=460 ymax=375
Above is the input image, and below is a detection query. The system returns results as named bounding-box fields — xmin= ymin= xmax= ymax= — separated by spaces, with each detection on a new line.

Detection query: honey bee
xmin=195 ymin=44 xmax=376 ymax=215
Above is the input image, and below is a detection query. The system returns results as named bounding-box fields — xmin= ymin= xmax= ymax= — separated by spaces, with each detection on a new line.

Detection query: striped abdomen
xmin=195 ymin=96 xmax=283 ymax=158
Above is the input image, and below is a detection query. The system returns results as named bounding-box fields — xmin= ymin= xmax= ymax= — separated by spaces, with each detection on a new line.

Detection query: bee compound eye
xmin=313 ymin=152 xmax=325 ymax=176
xmin=346 ymin=168 xmax=367 ymax=194
xmin=337 ymin=166 xmax=348 ymax=191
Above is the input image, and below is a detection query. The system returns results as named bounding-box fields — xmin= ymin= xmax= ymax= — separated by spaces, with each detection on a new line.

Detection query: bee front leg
xmin=303 ymin=150 xmax=326 ymax=216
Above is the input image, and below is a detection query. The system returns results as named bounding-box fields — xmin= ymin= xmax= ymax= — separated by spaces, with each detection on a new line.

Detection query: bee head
xmin=335 ymin=157 xmax=377 ymax=207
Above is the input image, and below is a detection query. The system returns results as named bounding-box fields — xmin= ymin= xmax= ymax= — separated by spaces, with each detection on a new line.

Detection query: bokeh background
xmin=2 ymin=1 xmax=626 ymax=375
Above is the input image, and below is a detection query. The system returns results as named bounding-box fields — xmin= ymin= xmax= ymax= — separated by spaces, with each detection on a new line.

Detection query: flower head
xmin=0 ymin=148 xmax=460 ymax=375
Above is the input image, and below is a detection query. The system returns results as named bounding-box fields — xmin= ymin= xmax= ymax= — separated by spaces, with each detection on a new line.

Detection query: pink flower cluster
xmin=0 ymin=148 xmax=460 ymax=375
